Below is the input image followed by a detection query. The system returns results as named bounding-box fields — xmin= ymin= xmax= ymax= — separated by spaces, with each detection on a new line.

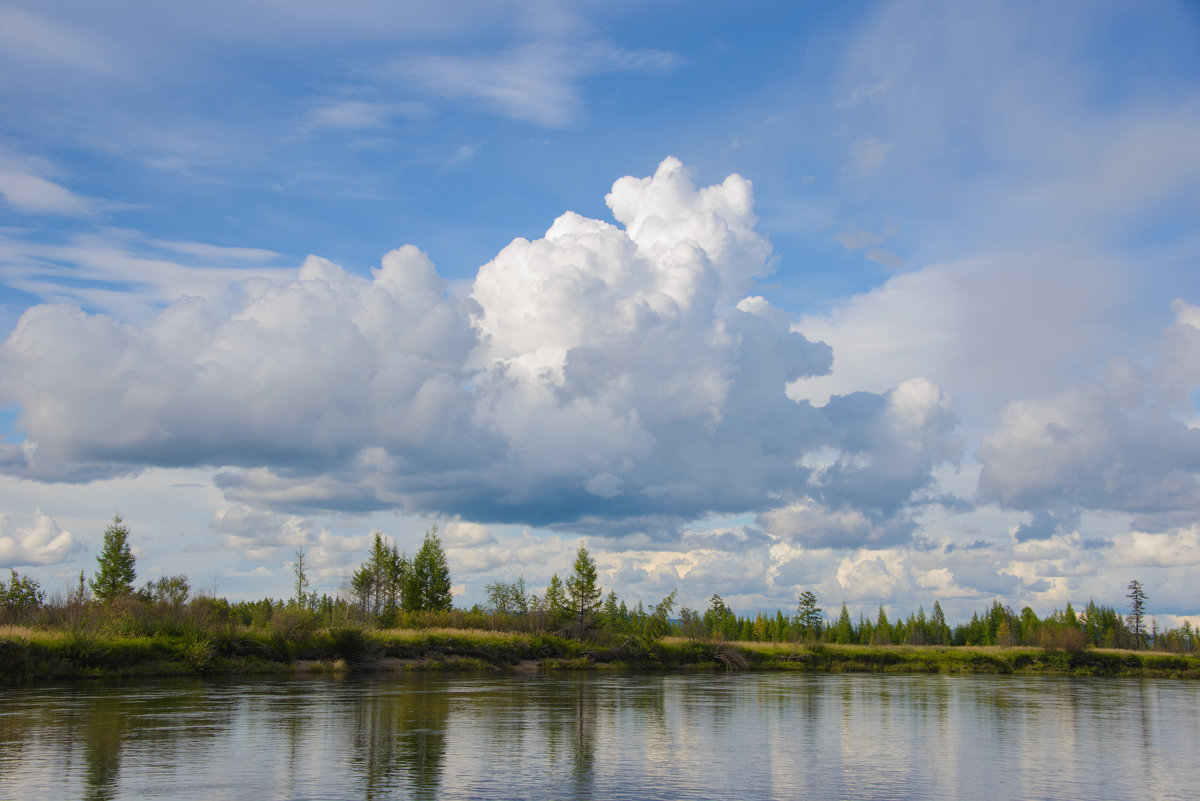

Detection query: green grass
xmin=3 ymin=626 xmax=1198 ymax=683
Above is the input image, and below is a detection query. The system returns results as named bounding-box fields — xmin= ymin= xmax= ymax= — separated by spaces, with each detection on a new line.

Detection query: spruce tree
xmin=874 ymin=605 xmax=893 ymax=645
xmin=543 ymin=574 xmax=568 ymax=626
xmin=566 ymin=543 xmax=602 ymax=632
xmin=410 ymin=526 xmax=452 ymax=612
xmin=835 ymin=602 xmax=854 ymax=643
xmin=90 ymin=513 xmax=137 ymax=601
xmin=351 ymin=565 xmax=374 ymax=619
xmin=931 ymin=600 xmax=948 ymax=644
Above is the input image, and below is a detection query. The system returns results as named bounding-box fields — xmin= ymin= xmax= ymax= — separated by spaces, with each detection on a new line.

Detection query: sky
xmin=1 ymin=0 xmax=1199 ymax=626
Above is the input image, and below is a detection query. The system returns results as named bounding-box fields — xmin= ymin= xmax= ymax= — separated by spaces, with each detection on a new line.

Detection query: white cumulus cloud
xmin=0 ymin=509 xmax=83 ymax=567
xmin=0 ymin=159 xmax=960 ymax=543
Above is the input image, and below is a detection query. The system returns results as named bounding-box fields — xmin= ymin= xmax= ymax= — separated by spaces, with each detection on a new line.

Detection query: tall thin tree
xmin=1127 ymin=579 xmax=1147 ymax=649
xmin=294 ymin=548 xmax=310 ymax=606
xmin=566 ymin=543 xmax=602 ymax=633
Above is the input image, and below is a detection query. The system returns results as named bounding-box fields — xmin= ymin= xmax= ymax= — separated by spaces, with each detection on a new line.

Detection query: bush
xmin=1038 ymin=625 xmax=1087 ymax=654
xmin=0 ymin=571 xmax=45 ymax=624
xmin=328 ymin=627 xmax=368 ymax=661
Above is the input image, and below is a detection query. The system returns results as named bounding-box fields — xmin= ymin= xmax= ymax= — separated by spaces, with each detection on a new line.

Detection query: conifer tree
xmin=566 ymin=543 xmax=602 ymax=632
xmin=294 ymin=548 xmax=310 ymax=606
xmin=835 ymin=602 xmax=854 ymax=643
xmin=351 ymin=565 xmax=374 ymax=620
xmin=873 ymin=605 xmax=893 ymax=645
xmin=1064 ymin=601 xmax=1078 ymax=628
xmin=543 ymin=574 xmax=567 ymax=625
xmin=915 ymin=605 xmax=928 ymax=642
xmin=409 ymin=526 xmax=452 ymax=612
xmin=368 ymin=532 xmax=389 ymax=616
xmin=705 ymin=594 xmax=735 ymax=639
xmin=795 ymin=590 xmax=823 ymax=639
xmin=90 ymin=513 xmax=137 ymax=601
xmin=774 ymin=609 xmax=790 ymax=642
xmin=931 ymin=600 xmax=948 ymax=644
xmin=1127 ymin=579 xmax=1147 ymax=649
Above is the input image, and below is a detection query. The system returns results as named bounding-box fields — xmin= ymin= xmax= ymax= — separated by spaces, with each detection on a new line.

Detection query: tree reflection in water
xmin=1 ymin=673 xmax=1198 ymax=800
xmin=348 ymin=676 xmax=447 ymax=800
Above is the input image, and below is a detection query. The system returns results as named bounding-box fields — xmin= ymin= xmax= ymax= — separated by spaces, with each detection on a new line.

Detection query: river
xmin=2 ymin=672 xmax=1197 ymax=800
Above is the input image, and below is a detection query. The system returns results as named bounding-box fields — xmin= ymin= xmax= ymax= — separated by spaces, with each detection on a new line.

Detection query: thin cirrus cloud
xmin=0 ymin=5 xmax=120 ymax=75
xmin=390 ymin=40 xmax=681 ymax=127
xmin=845 ymin=137 xmax=890 ymax=177
xmin=305 ymin=99 xmax=430 ymax=132
xmin=0 ymin=229 xmax=291 ymax=324
xmin=833 ymin=225 xmax=904 ymax=268
xmin=0 ymin=170 xmax=93 ymax=216
xmin=0 ymin=158 xmax=960 ymax=541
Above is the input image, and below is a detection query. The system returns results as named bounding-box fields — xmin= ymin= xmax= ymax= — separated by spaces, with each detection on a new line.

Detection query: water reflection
xmin=1 ymin=673 xmax=1198 ymax=800
xmin=0 ymin=680 xmax=238 ymax=800
xmin=346 ymin=677 xmax=448 ymax=800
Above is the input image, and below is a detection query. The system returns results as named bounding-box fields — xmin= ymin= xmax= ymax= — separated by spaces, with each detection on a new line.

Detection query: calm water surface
xmin=1 ymin=672 xmax=1197 ymax=800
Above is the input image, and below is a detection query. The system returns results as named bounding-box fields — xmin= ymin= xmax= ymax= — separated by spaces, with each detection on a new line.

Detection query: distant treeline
xmin=678 ymin=595 xmax=1197 ymax=653
xmin=2 ymin=525 xmax=1196 ymax=657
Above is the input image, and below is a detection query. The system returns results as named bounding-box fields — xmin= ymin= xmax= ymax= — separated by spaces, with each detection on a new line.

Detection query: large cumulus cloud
xmin=978 ymin=300 xmax=1200 ymax=535
xmin=0 ymin=158 xmax=959 ymax=539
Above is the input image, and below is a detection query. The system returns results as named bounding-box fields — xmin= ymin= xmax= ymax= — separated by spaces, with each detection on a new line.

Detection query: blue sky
xmin=2 ymin=0 xmax=1199 ymax=625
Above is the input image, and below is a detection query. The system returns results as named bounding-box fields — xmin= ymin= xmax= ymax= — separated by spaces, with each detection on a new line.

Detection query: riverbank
xmin=2 ymin=625 xmax=1197 ymax=683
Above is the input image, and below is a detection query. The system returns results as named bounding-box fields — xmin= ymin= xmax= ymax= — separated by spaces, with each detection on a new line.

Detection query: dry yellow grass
xmin=383 ymin=626 xmax=523 ymax=639
xmin=0 ymin=625 xmax=73 ymax=644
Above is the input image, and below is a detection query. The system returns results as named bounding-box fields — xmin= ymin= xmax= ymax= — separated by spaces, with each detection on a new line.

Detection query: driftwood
xmin=714 ymin=645 xmax=749 ymax=670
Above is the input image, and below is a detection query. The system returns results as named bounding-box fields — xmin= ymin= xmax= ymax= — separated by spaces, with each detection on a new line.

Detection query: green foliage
xmin=0 ymin=570 xmax=45 ymax=621
xmin=9 ymin=526 xmax=1200 ymax=682
xmin=566 ymin=543 xmax=602 ymax=633
xmin=485 ymin=576 xmax=529 ymax=616
xmin=833 ymin=603 xmax=854 ymax=644
xmin=872 ymin=606 xmax=893 ymax=645
xmin=795 ymin=590 xmax=823 ymax=638
xmin=1080 ymin=599 xmax=1129 ymax=648
xmin=1127 ymin=579 xmax=1147 ymax=649
xmin=704 ymin=594 xmax=737 ymax=640
xmin=680 ymin=607 xmax=704 ymax=642
xmin=541 ymin=574 xmax=568 ymax=627
xmin=294 ymin=548 xmax=310 ymax=605
xmin=600 ymin=591 xmax=622 ymax=629
xmin=3 ymin=583 xmax=1200 ymax=681
xmin=90 ymin=513 xmax=137 ymax=601
xmin=353 ymin=531 xmax=410 ymax=622
xmin=327 ymin=627 xmax=368 ymax=661
xmin=141 ymin=575 xmax=190 ymax=607
xmin=640 ymin=588 xmax=677 ymax=640
xmin=409 ymin=526 xmax=452 ymax=612
xmin=930 ymin=601 xmax=949 ymax=645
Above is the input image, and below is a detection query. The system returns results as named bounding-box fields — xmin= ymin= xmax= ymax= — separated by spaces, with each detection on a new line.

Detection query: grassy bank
xmin=3 ymin=626 xmax=1198 ymax=683
xmin=728 ymin=640 xmax=1200 ymax=677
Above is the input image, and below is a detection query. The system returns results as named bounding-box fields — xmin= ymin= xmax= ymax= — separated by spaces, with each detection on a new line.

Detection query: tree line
xmin=1 ymin=516 xmax=1196 ymax=656
xmin=475 ymin=547 xmax=1197 ymax=654
xmin=346 ymin=527 xmax=453 ymax=625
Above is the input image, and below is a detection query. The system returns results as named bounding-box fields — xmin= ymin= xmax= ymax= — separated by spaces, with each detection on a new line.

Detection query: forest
xmin=2 ymin=516 xmax=1198 ymax=682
